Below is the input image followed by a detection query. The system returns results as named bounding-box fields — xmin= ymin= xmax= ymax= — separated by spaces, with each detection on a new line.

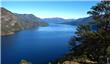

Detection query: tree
xmin=69 ymin=1 xmax=110 ymax=64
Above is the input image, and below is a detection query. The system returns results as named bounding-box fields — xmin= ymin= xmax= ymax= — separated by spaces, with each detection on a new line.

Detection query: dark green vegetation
xmin=1 ymin=7 xmax=48 ymax=36
xmin=54 ymin=1 xmax=110 ymax=64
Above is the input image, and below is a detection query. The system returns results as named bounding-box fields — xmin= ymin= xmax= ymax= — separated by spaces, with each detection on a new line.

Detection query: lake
xmin=1 ymin=24 xmax=76 ymax=64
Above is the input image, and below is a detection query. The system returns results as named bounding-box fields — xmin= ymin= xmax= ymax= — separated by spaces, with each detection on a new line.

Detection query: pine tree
xmin=69 ymin=1 xmax=110 ymax=63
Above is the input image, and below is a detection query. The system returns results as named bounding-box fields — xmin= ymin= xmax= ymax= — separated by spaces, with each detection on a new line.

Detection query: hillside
xmin=15 ymin=13 xmax=48 ymax=29
xmin=1 ymin=7 xmax=20 ymax=35
xmin=1 ymin=7 xmax=48 ymax=36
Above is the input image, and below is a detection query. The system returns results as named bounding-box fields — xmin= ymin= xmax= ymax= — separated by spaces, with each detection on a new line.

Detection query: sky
xmin=1 ymin=1 xmax=100 ymax=19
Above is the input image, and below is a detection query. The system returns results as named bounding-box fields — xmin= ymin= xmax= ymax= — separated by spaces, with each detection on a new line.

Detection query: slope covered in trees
xmin=70 ymin=1 xmax=110 ymax=63
xmin=54 ymin=1 xmax=110 ymax=64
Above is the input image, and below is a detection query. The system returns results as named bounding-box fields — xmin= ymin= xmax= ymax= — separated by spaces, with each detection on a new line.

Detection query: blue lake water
xmin=1 ymin=24 xmax=76 ymax=64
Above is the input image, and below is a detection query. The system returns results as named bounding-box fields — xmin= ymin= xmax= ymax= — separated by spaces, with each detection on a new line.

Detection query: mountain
xmin=63 ymin=17 xmax=94 ymax=25
xmin=42 ymin=17 xmax=93 ymax=25
xmin=15 ymin=13 xmax=41 ymax=22
xmin=1 ymin=7 xmax=21 ymax=35
xmin=42 ymin=18 xmax=74 ymax=24
xmin=1 ymin=7 xmax=48 ymax=36
xmin=15 ymin=13 xmax=48 ymax=29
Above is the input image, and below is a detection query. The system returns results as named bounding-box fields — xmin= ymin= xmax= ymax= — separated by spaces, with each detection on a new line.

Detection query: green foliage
xmin=48 ymin=61 xmax=52 ymax=64
xmin=106 ymin=46 xmax=110 ymax=57
xmin=69 ymin=1 xmax=110 ymax=64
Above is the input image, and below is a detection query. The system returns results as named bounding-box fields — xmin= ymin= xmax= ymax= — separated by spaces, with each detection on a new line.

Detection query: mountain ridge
xmin=1 ymin=7 xmax=48 ymax=36
xmin=42 ymin=17 xmax=93 ymax=25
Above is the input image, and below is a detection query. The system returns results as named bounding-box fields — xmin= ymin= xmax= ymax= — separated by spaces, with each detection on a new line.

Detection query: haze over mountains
xmin=42 ymin=18 xmax=75 ymax=24
xmin=62 ymin=17 xmax=93 ymax=25
xmin=42 ymin=17 xmax=93 ymax=25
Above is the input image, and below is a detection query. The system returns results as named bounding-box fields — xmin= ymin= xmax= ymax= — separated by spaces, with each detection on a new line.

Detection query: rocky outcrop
xmin=1 ymin=7 xmax=20 ymax=35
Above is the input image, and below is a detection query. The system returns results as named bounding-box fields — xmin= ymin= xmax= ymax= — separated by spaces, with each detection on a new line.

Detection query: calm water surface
xmin=2 ymin=24 xmax=76 ymax=64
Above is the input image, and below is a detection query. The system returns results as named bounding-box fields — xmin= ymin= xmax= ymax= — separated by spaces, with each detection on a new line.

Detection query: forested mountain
xmin=54 ymin=1 xmax=110 ymax=64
